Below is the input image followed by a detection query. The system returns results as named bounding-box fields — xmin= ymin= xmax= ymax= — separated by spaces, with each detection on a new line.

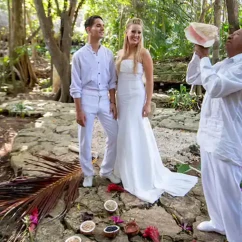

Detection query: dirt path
xmin=0 ymin=115 xmax=35 ymax=182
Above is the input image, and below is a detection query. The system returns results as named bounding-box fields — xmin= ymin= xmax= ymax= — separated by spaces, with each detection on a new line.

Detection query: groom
xmin=70 ymin=15 xmax=120 ymax=187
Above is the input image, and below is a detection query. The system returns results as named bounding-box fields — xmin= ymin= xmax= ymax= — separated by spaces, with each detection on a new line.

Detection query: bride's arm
xmin=142 ymin=49 xmax=154 ymax=117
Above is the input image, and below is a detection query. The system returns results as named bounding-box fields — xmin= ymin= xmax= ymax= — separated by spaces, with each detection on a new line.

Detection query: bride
xmin=114 ymin=18 xmax=198 ymax=203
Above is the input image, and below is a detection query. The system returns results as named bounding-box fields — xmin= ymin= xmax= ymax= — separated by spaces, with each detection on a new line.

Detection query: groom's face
xmin=86 ymin=18 xmax=105 ymax=40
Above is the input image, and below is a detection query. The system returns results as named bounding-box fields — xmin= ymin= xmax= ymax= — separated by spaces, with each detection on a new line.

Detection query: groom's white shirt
xmin=70 ymin=43 xmax=116 ymax=98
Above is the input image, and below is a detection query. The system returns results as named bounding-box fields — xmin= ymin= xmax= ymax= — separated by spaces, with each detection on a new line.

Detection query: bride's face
xmin=126 ymin=24 xmax=142 ymax=46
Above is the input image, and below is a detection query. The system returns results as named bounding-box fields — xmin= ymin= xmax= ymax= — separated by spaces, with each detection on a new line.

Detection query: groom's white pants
xmin=201 ymin=149 xmax=242 ymax=242
xmin=78 ymin=90 xmax=118 ymax=177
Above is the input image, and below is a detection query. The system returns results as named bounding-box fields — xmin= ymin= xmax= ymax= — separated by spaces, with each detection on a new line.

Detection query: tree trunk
xmin=118 ymin=6 xmax=124 ymax=50
xmin=34 ymin=0 xmax=81 ymax=103
xmin=212 ymin=0 xmax=222 ymax=64
xmin=225 ymin=0 xmax=240 ymax=34
xmin=191 ymin=0 xmax=210 ymax=96
xmin=10 ymin=0 xmax=37 ymax=88
xmin=7 ymin=0 xmax=16 ymax=92
xmin=72 ymin=0 xmax=85 ymax=34
xmin=199 ymin=0 xmax=207 ymax=22
xmin=27 ymin=11 xmax=39 ymax=60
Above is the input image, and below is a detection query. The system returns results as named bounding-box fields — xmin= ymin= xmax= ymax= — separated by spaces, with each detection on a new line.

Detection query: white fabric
xmin=70 ymin=44 xmax=116 ymax=98
xmin=78 ymin=92 xmax=118 ymax=176
xmin=114 ymin=60 xmax=198 ymax=203
xmin=186 ymin=53 xmax=242 ymax=165
xmin=200 ymin=149 xmax=242 ymax=242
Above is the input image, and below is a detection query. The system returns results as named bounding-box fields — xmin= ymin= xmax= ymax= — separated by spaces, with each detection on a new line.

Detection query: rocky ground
xmin=0 ymin=98 xmax=227 ymax=242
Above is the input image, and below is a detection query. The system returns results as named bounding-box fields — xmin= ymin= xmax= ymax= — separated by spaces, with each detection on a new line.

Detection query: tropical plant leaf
xmin=0 ymin=155 xmax=83 ymax=241
xmin=177 ymin=164 xmax=191 ymax=174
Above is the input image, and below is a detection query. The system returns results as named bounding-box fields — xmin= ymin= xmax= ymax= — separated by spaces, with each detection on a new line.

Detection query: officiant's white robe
xmin=186 ymin=53 xmax=242 ymax=242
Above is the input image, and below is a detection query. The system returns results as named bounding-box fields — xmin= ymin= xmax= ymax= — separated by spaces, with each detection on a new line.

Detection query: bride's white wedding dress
xmin=114 ymin=59 xmax=198 ymax=203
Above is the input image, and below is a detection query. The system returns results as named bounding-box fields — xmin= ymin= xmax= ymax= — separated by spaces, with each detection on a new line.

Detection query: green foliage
xmin=82 ymin=0 xmax=196 ymax=58
xmin=39 ymin=78 xmax=52 ymax=92
xmin=167 ymin=84 xmax=202 ymax=111
xmin=36 ymin=44 xmax=48 ymax=55
xmin=71 ymin=45 xmax=80 ymax=54
xmin=39 ymin=78 xmax=51 ymax=88
xmin=0 ymin=56 xmax=10 ymax=65
xmin=10 ymin=102 xmax=34 ymax=117
xmin=42 ymin=86 xmax=53 ymax=92
xmin=0 ymin=56 xmax=10 ymax=85
xmin=177 ymin=164 xmax=191 ymax=174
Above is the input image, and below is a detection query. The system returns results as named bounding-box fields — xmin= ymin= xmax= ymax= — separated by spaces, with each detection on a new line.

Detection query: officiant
xmin=186 ymin=27 xmax=242 ymax=242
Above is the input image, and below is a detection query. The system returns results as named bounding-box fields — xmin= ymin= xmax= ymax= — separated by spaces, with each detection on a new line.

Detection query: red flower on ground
xmin=143 ymin=226 xmax=160 ymax=242
xmin=28 ymin=223 xmax=36 ymax=232
xmin=107 ymin=184 xmax=125 ymax=192
xmin=181 ymin=223 xmax=193 ymax=232
xmin=111 ymin=216 xmax=124 ymax=224
xmin=30 ymin=208 xmax=39 ymax=225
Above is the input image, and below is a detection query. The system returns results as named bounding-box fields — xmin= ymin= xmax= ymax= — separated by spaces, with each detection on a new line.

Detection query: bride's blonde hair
xmin=116 ymin=18 xmax=144 ymax=74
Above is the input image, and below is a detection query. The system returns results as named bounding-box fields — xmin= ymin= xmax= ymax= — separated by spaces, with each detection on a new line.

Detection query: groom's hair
xmin=84 ymin=15 xmax=103 ymax=29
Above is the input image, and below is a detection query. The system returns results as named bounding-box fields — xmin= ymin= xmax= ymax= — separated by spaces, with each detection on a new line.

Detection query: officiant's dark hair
xmin=84 ymin=15 xmax=103 ymax=29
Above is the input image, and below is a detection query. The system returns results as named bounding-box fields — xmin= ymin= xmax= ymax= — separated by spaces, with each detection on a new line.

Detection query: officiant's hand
xmin=76 ymin=110 xmax=86 ymax=127
xmin=142 ymin=102 xmax=151 ymax=117
xmin=110 ymin=103 xmax=117 ymax=120
xmin=194 ymin=45 xmax=209 ymax=59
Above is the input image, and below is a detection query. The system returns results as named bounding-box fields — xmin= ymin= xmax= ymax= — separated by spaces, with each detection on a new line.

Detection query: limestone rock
xmin=152 ymin=93 xmax=171 ymax=108
xmin=64 ymin=206 xmax=86 ymax=233
xmin=130 ymin=235 xmax=146 ymax=241
xmin=120 ymin=192 xmax=148 ymax=209
xmin=173 ymin=232 xmax=194 ymax=242
xmin=153 ymin=61 xmax=187 ymax=84
xmin=157 ymin=110 xmax=199 ymax=132
xmin=97 ymin=186 xmax=124 ymax=208
xmin=168 ymin=196 xmax=201 ymax=224
xmin=35 ymin=218 xmax=65 ymax=242
xmin=122 ymin=206 xmax=182 ymax=238
xmin=75 ymin=188 xmax=105 ymax=214
xmin=0 ymin=92 xmax=6 ymax=103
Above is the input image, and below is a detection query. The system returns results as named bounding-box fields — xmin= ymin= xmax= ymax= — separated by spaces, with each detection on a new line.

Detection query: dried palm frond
xmin=0 ymin=154 xmax=85 ymax=241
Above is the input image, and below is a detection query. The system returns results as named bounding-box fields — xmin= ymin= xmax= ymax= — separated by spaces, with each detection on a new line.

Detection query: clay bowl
xmin=103 ymin=225 xmax=120 ymax=238
xmin=124 ymin=221 xmax=140 ymax=236
xmin=65 ymin=235 xmax=82 ymax=242
xmin=80 ymin=220 xmax=96 ymax=235
xmin=104 ymin=200 xmax=118 ymax=213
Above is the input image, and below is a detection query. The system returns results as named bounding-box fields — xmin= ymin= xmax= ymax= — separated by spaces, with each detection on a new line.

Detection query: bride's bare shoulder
xmin=140 ymin=48 xmax=151 ymax=63
xmin=141 ymin=48 xmax=150 ymax=56
xmin=117 ymin=49 xmax=124 ymax=58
